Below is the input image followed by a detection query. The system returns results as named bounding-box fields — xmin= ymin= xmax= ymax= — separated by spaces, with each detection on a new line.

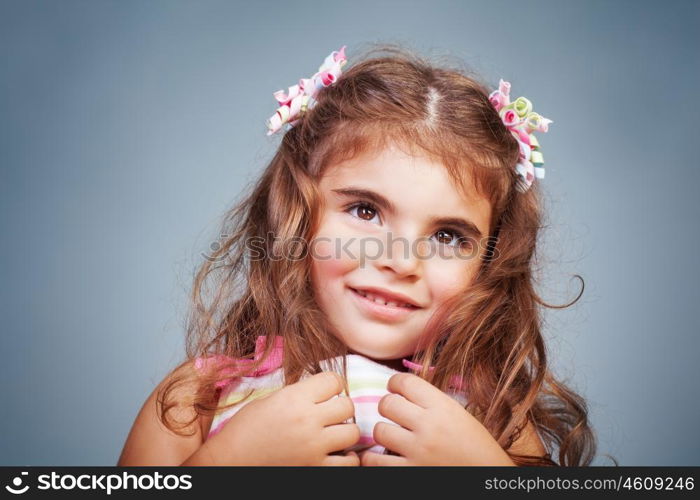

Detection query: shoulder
xmin=508 ymin=419 xmax=547 ymax=458
xmin=118 ymin=359 xmax=213 ymax=466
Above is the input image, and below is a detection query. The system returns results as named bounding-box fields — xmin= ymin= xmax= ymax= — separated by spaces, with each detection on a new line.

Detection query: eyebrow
xmin=331 ymin=186 xmax=484 ymax=239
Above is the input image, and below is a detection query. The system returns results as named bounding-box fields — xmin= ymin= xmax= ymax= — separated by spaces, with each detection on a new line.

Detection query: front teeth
xmin=355 ymin=289 xmax=413 ymax=309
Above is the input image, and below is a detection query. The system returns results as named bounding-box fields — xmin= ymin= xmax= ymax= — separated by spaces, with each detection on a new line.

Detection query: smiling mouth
xmin=349 ymin=287 xmax=419 ymax=310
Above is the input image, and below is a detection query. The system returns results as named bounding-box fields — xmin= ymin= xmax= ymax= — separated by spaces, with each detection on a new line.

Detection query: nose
xmin=374 ymin=232 xmax=423 ymax=278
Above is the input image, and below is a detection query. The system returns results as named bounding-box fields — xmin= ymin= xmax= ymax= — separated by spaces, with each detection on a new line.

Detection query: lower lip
xmin=347 ymin=287 xmax=420 ymax=322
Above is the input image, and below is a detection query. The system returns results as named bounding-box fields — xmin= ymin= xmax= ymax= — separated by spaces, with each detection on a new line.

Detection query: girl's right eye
xmin=346 ymin=202 xmax=381 ymax=224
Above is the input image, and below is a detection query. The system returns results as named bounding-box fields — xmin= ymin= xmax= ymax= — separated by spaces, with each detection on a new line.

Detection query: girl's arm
xmin=119 ymin=367 xmax=362 ymax=466
xmin=117 ymin=361 xmax=208 ymax=466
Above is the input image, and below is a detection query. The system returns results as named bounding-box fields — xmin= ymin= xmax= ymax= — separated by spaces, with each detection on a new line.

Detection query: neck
xmin=361 ymin=355 xmax=409 ymax=373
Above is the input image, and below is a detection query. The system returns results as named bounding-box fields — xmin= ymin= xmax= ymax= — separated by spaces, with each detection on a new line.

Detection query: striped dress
xmin=195 ymin=336 xmax=468 ymax=455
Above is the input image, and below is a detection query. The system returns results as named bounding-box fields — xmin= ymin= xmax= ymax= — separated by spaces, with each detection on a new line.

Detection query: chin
xmin=343 ymin=337 xmax=413 ymax=361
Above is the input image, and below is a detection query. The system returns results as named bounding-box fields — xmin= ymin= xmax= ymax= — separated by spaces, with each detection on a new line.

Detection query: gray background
xmin=1 ymin=0 xmax=698 ymax=466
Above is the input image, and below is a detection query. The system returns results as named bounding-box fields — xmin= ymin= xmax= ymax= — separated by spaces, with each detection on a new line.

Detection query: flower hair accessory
xmin=265 ymin=45 xmax=348 ymax=136
xmin=489 ymin=79 xmax=553 ymax=192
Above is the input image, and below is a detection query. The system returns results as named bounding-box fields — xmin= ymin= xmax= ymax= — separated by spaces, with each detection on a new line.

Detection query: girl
xmin=118 ymin=43 xmax=596 ymax=466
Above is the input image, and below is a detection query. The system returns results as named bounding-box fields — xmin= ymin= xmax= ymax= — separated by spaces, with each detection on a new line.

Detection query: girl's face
xmin=310 ymin=143 xmax=492 ymax=368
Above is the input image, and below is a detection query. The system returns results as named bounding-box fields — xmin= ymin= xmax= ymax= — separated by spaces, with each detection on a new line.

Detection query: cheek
xmin=310 ymin=229 xmax=357 ymax=288
xmin=426 ymin=255 xmax=480 ymax=303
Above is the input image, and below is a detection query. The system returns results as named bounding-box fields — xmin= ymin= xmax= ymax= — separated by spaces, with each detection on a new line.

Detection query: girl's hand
xmin=208 ymin=371 xmax=361 ymax=466
xmin=359 ymin=373 xmax=516 ymax=466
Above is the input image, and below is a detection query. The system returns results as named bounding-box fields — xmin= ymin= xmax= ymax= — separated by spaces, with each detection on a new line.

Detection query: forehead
xmin=319 ymin=144 xmax=492 ymax=233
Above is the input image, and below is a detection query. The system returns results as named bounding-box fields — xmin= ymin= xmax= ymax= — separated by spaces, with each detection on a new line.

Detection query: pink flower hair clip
xmin=489 ymin=79 xmax=553 ymax=192
xmin=265 ymin=45 xmax=348 ymax=136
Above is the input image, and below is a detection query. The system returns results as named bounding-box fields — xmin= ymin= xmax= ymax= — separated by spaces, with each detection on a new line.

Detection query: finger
xmin=373 ymin=421 xmax=413 ymax=457
xmin=360 ymin=450 xmax=408 ymax=466
xmin=316 ymin=393 xmax=355 ymax=425
xmin=387 ymin=372 xmax=445 ymax=409
xmin=377 ymin=393 xmax=423 ymax=431
xmin=322 ymin=451 xmax=360 ymax=466
xmin=321 ymin=423 xmax=361 ymax=453
xmin=296 ymin=371 xmax=346 ymax=403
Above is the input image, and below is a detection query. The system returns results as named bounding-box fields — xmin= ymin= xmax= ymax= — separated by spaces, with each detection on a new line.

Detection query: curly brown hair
xmin=159 ymin=42 xmax=598 ymax=466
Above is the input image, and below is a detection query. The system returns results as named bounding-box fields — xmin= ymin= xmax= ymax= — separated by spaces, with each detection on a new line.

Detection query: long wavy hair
xmin=159 ymin=42 xmax=599 ymax=466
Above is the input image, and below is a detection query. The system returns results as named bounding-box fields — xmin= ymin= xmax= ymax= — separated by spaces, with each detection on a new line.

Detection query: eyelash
xmin=345 ymin=201 xmax=473 ymax=249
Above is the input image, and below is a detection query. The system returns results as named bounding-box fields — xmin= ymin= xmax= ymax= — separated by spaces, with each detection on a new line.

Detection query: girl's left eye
xmin=434 ymin=229 xmax=470 ymax=248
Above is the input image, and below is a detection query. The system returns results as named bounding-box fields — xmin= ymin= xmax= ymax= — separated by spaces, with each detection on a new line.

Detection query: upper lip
xmin=350 ymin=286 xmax=423 ymax=308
